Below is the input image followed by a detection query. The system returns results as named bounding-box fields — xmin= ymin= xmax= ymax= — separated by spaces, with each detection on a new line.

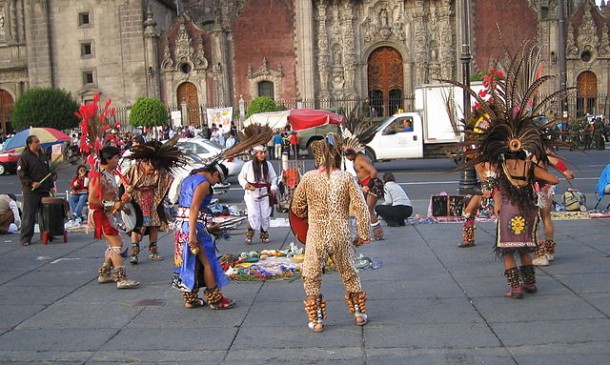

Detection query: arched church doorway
xmin=177 ymin=82 xmax=201 ymax=126
xmin=0 ymin=90 xmax=14 ymax=137
xmin=367 ymin=47 xmax=404 ymax=117
xmin=576 ymin=71 xmax=597 ymax=117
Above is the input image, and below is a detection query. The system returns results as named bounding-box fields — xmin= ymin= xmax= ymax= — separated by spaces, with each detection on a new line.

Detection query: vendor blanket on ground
xmin=219 ymin=247 xmax=381 ymax=282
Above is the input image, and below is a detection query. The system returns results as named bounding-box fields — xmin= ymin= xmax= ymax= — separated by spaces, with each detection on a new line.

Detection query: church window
xmin=79 ymin=12 xmax=90 ymax=27
xmin=82 ymin=71 xmax=95 ymax=85
xmin=180 ymin=63 xmax=191 ymax=74
xmin=258 ymin=81 xmax=274 ymax=98
xmin=81 ymin=42 xmax=93 ymax=57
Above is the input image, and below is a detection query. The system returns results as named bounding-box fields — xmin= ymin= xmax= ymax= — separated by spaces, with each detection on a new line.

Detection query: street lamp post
xmin=558 ymin=0 xmax=568 ymax=120
xmin=459 ymin=0 xmax=477 ymax=195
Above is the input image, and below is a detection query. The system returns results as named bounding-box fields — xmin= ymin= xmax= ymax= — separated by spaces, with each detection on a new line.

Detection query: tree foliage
xmin=11 ymin=88 xmax=80 ymax=131
xmin=129 ymin=97 xmax=168 ymax=127
xmin=245 ymin=96 xmax=284 ymax=118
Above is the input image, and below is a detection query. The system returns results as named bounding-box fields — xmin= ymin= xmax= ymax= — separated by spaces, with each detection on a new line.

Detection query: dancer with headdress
xmin=173 ymin=125 xmax=273 ymax=309
xmin=442 ymin=40 xmax=570 ymax=298
xmin=238 ymin=144 xmax=278 ymax=244
xmin=89 ymin=146 xmax=141 ymax=289
xmin=340 ymin=112 xmax=383 ymax=240
xmin=291 ymin=134 xmax=371 ymax=332
xmin=122 ymin=137 xmax=183 ymax=264
xmin=77 ymin=95 xmax=139 ymax=289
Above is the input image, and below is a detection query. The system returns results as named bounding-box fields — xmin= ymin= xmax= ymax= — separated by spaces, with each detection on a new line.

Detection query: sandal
xmin=458 ymin=242 xmax=476 ymax=248
xmin=308 ymin=321 xmax=325 ymax=332
xmin=185 ymin=298 xmax=206 ymax=309
xmin=149 ymin=253 xmax=163 ymax=261
xmin=204 ymin=287 xmax=236 ymax=310
xmin=208 ymin=296 xmax=236 ymax=310
xmin=355 ymin=312 xmax=368 ymax=326
xmin=505 ymin=287 xmax=524 ymax=299
xmin=245 ymin=229 xmax=254 ymax=244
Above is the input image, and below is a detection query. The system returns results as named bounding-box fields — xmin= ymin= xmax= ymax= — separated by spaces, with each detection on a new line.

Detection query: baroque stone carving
xmin=247 ymin=57 xmax=283 ymax=79
xmin=0 ymin=10 xmax=5 ymax=38
xmin=161 ymin=35 xmax=174 ymax=70
xmin=576 ymin=2 xmax=598 ymax=54
xmin=600 ymin=24 xmax=610 ymax=56
xmin=360 ymin=4 xmax=406 ymax=43
xmin=175 ymin=22 xmax=194 ymax=65
xmin=567 ymin=22 xmax=579 ymax=57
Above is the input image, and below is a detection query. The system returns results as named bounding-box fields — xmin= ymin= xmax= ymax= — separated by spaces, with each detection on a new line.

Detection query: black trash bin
xmin=40 ymin=197 xmax=67 ymax=244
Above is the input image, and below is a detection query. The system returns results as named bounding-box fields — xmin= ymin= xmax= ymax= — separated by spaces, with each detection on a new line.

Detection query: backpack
xmin=563 ymin=189 xmax=586 ymax=211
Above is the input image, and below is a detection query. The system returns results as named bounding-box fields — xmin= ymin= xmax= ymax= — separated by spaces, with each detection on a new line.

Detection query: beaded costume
xmin=291 ymin=136 xmax=371 ymax=331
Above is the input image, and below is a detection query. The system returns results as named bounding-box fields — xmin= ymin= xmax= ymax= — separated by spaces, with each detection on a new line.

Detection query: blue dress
xmin=172 ymin=174 xmax=229 ymax=292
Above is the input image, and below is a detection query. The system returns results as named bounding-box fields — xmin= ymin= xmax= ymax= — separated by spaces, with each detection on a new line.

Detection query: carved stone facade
xmin=1 ymin=0 xmax=610 ymax=133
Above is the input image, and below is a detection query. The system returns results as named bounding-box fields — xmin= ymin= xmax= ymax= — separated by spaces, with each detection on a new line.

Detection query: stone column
xmin=143 ymin=6 xmax=160 ymax=99
xmin=295 ymin=0 xmax=315 ymax=101
xmin=24 ymin=0 xmax=53 ymax=87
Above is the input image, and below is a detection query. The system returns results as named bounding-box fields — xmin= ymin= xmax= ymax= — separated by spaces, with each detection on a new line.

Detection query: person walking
xmin=122 ymin=139 xmax=178 ymax=264
xmin=238 ymin=145 xmax=278 ymax=244
xmin=288 ymin=131 xmax=299 ymax=160
xmin=291 ymin=135 xmax=371 ymax=332
xmin=172 ymin=163 xmax=236 ymax=309
xmin=17 ymin=135 xmax=55 ymax=246
xmin=68 ymin=164 xmax=89 ymax=223
xmin=374 ymin=172 xmax=413 ymax=227
xmin=273 ymin=130 xmax=283 ymax=160
xmin=88 ymin=146 xmax=140 ymax=289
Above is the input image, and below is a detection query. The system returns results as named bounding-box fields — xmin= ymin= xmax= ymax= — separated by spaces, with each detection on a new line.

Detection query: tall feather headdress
xmin=196 ymin=124 xmax=274 ymax=177
xmin=340 ymin=106 xmax=377 ymax=153
xmin=124 ymin=135 xmax=188 ymax=173
xmin=439 ymin=39 xmax=574 ymax=168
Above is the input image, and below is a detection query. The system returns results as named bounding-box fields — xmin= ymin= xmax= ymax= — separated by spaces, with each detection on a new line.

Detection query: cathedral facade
xmin=0 ymin=0 xmax=609 ymax=133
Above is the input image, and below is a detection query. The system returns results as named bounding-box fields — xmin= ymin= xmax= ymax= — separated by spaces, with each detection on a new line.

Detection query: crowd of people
xmin=566 ymin=115 xmax=609 ymax=150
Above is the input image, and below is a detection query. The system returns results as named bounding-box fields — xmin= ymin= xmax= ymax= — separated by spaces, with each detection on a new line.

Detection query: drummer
xmin=121 ymin=139 xmax=176 ymax=264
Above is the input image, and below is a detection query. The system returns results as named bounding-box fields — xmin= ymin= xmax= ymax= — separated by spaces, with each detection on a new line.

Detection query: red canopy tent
xmin=287 ymin=109 xmax=344 ymax=131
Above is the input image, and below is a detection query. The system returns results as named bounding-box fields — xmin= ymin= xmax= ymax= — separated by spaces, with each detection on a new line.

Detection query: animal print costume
xmin=291 ymin=167 xmax=371 ymax=328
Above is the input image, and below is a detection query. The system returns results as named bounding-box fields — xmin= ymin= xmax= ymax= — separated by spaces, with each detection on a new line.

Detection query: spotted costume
xmin=291 ymin=164 xmax=370 ymax=330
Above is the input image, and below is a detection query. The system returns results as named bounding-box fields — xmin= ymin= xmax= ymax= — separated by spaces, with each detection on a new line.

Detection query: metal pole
xmin=459 ymin=0 xmax=477 ymax=195
xmin=558 ymin=0 xmax=568 ymax=120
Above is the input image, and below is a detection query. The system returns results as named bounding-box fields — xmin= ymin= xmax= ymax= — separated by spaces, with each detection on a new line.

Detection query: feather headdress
xmin=76 ymin=93 xmax=121 ymax=178
xmin=124 ymin=135 xmax=188 ymax=173
xmin=439 ymin=39 xmax=574 ymax=168
xmin=196 ymin=124 xmax=274 ymax=172
xmin=340 ymin=106 xmax=377 ymax=153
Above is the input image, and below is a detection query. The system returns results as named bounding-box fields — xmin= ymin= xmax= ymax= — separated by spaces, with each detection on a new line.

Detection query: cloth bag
xmin=563 ymin=189 xmax=586 ymax=211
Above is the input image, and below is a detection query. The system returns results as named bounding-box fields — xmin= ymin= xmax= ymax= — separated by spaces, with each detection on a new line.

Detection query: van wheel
xmin=0 ymin=163 xmax=6 ymax=176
